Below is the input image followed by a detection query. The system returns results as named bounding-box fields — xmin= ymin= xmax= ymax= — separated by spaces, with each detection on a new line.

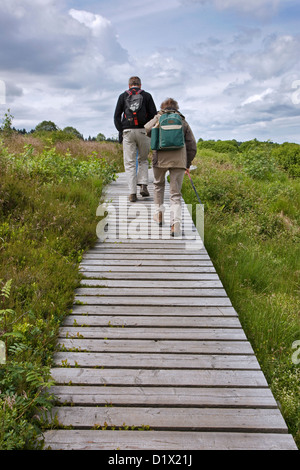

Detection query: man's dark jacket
xmin=114 ymin=87 xmax=157 ymax=141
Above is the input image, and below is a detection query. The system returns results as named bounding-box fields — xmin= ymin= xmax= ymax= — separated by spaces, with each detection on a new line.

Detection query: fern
xmin=0 ymin=279 xmax=12 ymax=300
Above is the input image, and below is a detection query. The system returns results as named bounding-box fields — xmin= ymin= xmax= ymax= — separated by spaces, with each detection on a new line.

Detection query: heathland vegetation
xmin=0 ymin=118 xmax=122 ymax=449
xmin=0 ymin=112 xmax=299 ymax=448
xmin=182 ymin=138 xmax=300 ymax=447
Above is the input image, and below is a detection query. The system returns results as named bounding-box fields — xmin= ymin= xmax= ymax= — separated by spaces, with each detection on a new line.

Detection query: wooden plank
xmin=97 ymin=239 xmax=203 ymax=246
xmin=95 ymin=244 xmax=204 ymax=251
xmin=99 ymin=235 xmax=204 ymax=244
xmin=80 ymin=259 xmax=213 ymax=266
xmin=47 ymin=406 xmax=288 ymax=433
xmin=53 ymin=352 xmax=259 ymax=369
xmin=80 ymin=279 xmax=224 ymax=288
xmin=75 ymin=287 xmax=227 ymax=297
xmin=51 ymin=367 xmax=267 ymax=387
xmin=102 ymin=233 xmax=198 ymax=241
xmin=58 ymin=327 xmax=247 ymax=340
xmin=80 ymin=266 xmax=217 ymax=273
xmin=57 ymin=339 xmax=252 ymax=354
xmin=63 ymin=315 xmax=242 ymax=327
xmin=74 ymin=296 xmax=232 ymax=306
xmin=81 ymin=272 xmax=220 ymax=280
xmin=104 ymin=218 xmax=185 ymax=224
xmin=42 ymin=430 xmax=298 ymax=450
xmin=49 ymin=385 xmax=277 ymax=407
xmin=87 ymin=248 xmax=208 ymax=254
xmin=82 ymin=254 xmax=210 ymax=260
xmin=105 ymin=213 xmax=195 ymax=219
xmin=70 ymin=305 xmax=238 ymax=316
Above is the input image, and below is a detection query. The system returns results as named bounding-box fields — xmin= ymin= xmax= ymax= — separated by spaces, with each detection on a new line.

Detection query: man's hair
xmin=160 ymin=98 xmax=179 ymax=110
xmin=129 ymin=76 xmax=141 ymax=87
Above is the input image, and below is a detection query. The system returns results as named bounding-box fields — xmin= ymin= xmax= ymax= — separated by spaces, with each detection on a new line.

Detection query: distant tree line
xmin=0 ymin=112 xmax=118 ymax=142
xmin=197 ymin=137 xmax=300 ymax=178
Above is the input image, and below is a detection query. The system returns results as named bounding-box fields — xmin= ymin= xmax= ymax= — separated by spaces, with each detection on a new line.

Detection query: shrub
xmin=197 ymin=139 xmax=239 ymax=153
xmin=272 ymin=143 xmax=300 ymax=177
xmin=241 ymin=146 xmax=278 ymax=180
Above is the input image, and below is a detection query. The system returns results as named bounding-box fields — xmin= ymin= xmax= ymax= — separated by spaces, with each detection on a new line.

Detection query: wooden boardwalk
xmin=43 ymin=171 xmax=297 ymax=450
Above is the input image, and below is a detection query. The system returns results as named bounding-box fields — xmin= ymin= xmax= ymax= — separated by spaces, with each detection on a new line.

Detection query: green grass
xmin=182 ymin=140 xmax=300 ymax=447
xmin=0 ymin=133 xmax=122 ymax=449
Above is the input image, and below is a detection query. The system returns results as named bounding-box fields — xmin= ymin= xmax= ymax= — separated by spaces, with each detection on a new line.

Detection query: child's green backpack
xmin=151 ymin=111 xmax=184 ymax=151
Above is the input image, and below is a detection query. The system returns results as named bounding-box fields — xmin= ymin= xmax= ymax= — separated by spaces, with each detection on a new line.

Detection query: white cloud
xmin=0 ymin=1 xmax=131 ymax=136
xmin=67 ymin=9 xmax=128 ymax=63
xmin=241 ymin=88 xmax=274 ymax=105
xmin=230 ymin=34 xmax=299 ymax=80
xmin=69 ymin=9 xmax=111 ymax=34
xmin=142 ymin=53 xmax=184 ymax=88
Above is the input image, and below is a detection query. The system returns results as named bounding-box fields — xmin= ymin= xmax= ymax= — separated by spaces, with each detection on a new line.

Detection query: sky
xmin=0 ymin=0 xmax=300 ymax=143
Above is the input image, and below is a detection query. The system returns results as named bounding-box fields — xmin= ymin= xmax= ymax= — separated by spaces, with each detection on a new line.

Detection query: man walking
xmin=114 ymin=77 xmax=157 ymax=202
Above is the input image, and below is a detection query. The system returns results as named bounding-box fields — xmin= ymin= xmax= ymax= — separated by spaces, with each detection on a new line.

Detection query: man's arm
xmin=114 ymin=94 xmax=124 ymax=132
xmin=145 ymin=93 xmax=157 ymax=121
xmin=185 ymin=123 xmax=197 ymax=168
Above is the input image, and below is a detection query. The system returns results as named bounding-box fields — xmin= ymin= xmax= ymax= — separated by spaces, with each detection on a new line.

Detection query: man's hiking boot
xmin=170 ymin=222 xmax=181 ymax=237
xmin=153 ymin=211 xmax=163 ymax=226
xmin=128 ymin=194 xmax=137 ymax=202
xmin=140 ymin=185 xmax=149 ymax=197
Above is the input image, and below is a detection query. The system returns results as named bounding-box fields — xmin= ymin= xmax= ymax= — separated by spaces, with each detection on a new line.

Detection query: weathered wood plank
xmin=87 ymin=248 xmax=208 ymax=254
xmin=75 ymin=287 xmax=227 ymax=297
xmin=58 ymin=326 xmax=247 ymax=340
xmin=80 ymin=259 xmax=213 ymax=266
xmin=82 ymin=254 xmax=210 ymax=260
xmin=42 ymin=430 xmax=298 ymax=450
xmin=95 ymin=242 xmax=204 ymax=250
xmin=105 ymin=228 xmax=197 ymax=235
xmin=49 ymin=385 xmax=277 ymax=407
xmin=102 ymin=239 xmax=204 ymax=245
xmin=47 ymin=406 xmax=288 ymax=433
xmin=81 ymin=272 xmax=220 ymax=280
xmin=96 ymin=238 xmax=199 ymax=245
xmin=74 ymin=295 xmax=232 ymax=306
xmin=50 ymin=368 xmax=266 ymax=387
xmin=70 ymin=305 xmax=238 ymax=316
xmin=63 ymin=314 xmax=241 ymax=327
xmin=53 ymin=352 xmax=259 ymax=369
xmin=57 ymin=338 xmax=252 ymax=354
xmin=80 ymin=279 xmax=224 ymax=288
xmin=80 ymin=265 xmax=217 ymax=273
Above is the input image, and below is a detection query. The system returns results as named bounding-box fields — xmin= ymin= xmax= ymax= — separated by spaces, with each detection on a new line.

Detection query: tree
xmin=96 ymin=133 xmax=106 ymax=142
xmin=63 ymin=126 xmax=83 ymax=140
xmin=35 ymin=121 xmax=58 ymax=132
xmin=0 ymin=109 xmax=14 ymax=135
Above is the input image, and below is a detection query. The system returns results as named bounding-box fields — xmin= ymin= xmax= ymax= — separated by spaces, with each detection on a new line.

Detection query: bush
xmin=240 ymin=146 xmax=278 ymax=180
xmin=197 ymin=139 xmax=239 ymax=153
xmin=272 ymin=142 xmax=300 ymax=177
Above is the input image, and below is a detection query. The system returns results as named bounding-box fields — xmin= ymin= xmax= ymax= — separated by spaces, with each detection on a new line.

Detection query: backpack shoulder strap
xmin=126 ymin=88 xmax=143 ymax=95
